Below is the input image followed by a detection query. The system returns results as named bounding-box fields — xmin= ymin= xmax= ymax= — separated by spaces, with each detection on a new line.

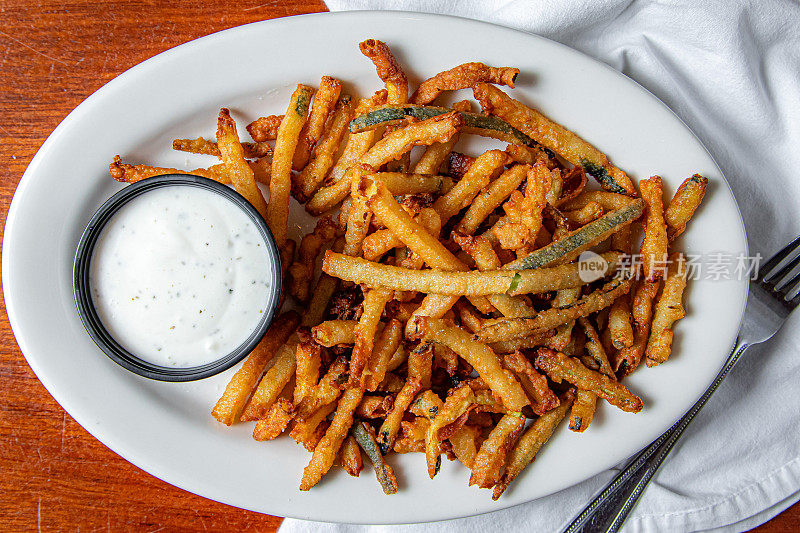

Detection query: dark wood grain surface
xmin=0 ymin=2 xmax=797 ymax=531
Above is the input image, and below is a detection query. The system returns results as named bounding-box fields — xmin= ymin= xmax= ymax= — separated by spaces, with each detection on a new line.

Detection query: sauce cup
xmin=73 ymin=174 xmax=282 ymax=381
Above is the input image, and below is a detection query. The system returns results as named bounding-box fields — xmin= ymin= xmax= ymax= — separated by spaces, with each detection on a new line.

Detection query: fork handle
xmin=562 ymin=338 xmax=750 ymax=533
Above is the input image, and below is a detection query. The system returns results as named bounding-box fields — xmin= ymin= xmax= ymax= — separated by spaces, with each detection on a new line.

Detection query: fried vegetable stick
xmin=562 ymin=190 xmax=637 ymax=212
xmin=453 ymin=233 xmax=537 ymax=318
xmin=502 ymin=350 xmax=560 ymax=415
xmin=474 ymin=278 xmax=633 ymax=342
xmin=364 ymin=318 xmax=403 ymax=391
xmin=294 ymin=356 xmax=349 ymax=421
xmin=356 ymin=394 xmax=393 ymax=419
xmin=578 ymin=317 xmax=615 ymax=378
xmin=374 ymin=340 xmax=432 ymax=452
xmin=361 ymin=112 xmax=463 ymax=170
xmin=449 ymin=425 xmax=481 ymax=468
xmin=351 ymin=287 xmax=394 ymax=383
xmin=412 ymin=62 xmax=519 ymax=105
xmin=322 ymin=250 xmax=623 ymax=295
xmin=639 ymin=176 xmax=669 ymax=281
xmin=293 ymin=76 xmax=342 ymax=171
xmin=343 ymin=166 xmax=373 ymax=257
xmin=563 ymin=202 xmax=604 ymax=225
xmin=569 ymin=389 xmax=597 ymax=433
xmin=497 ymin=162 xmax=552 ymax=251
xmin=360 ymin=39 xmax=408 ymax=104
xmin=400 ymin=415 xmax=431 ymax=441
xmin=363 ymin=177 xmax=465 ymax=270
xmin=268 ymin=84 xmax=314 ymax=245
xmin=324 ymin=90 xmax=386 ymax=182
xmin=505 ymin=143 xmax=556 ymax=169
xmin=665 ymin=174 xmax=708 ymax=241
xmin=410 ymin=389 xmax=443 ymax=419
xmin=350 ymin=105 xmax=536 ymax=147
xmin=607 ymin=296 xmax=635 ymax=350
xmin=305 ymin=92 xmax=387 ymax=215
xmin=646 ymin=253 xmax=688 ymax=367
xmin=361 ymin=175 xmax=493 ymax=315
xmin=411 ymin=317 xmax=529 ymax=411
xmin=303 ymin=275 xmax=338 ymax=328
xmin=110 ymin=156 xmax=271 ymax=185
xmin=433 ymin=149 xmax=507 ymax=225
xmin=340 ymin=435 xmax=363 ymax=477
xmin=535 ymin=348 xmax=642 ymax=412
xmin=294 ymin=329 xmax=321 ymax=405
xmin=300 ymin=384 xmax=365 ymax=490
xmin=311 ymin=320 xmax=357 ymax=347
xmin=253 ymin=394 xmax=294 ymax=442
xmin=295 ymin=95 xmax=354 ymax=200
xmin=470 ymin=412 xmax=526 ymax=488
xmin=353 ymin=421 xmax=399 ymax=494
xmin=290 ymin=401 xmax=337 ymax=451
xmin=473 ymin=83 xmax=635 ymax=195
xmin=492 ymin=391 xmax=574 ymax=500
xmin=489 ymin=331 xmax=556 ymax=353
xmin=616 ymin=280 xmax=660 ymax=375
xmin=288 ymin=216 xmax=338 ymax=303
xmin=456 ymin=300 xmax=484 ymax=333
xmin=112 ymin=157 xmax=201 ymax=183
xmin=395 ymin=423 xmax=430 ymax=454
xmin=371 ymin=172 xmax=454 ymax=195
xmin=376 ymin=377 xmax=423 ymax=454
xmin=412 ymin=100 xmax=471 ymax=174
xmin=211 ymin=311 xmax=299 ymax=425
xmin=216 ymin=108 xmax=268 ymax=218
xmin=172 ymin=137 xmax=271 ymax=159
xmin=240 ymin=335 xmax=300 ymax=421
xmin=545 ymin=281 xmax=580 ymax=353
xmin=379 ymin=372 xmax=405 ymax=393
xmin=457 ymin=164 xmax=528 ymax=235
xmin=504 ymin=199 xmax=645 ymax=270
xmin=247 ymin=114 xmax=284 ymax=142
xmin=425 ymin=384 xmax=475 ymax=478
xmin=386 ymin=343 xmax=408 ymax=372
xmin=362 ymin=208 xmax=441 ymax=261
xmin=407 ymin=341 xmax=434 ymax=389
xmin=404 ymin=294 xmax=460 ymax=337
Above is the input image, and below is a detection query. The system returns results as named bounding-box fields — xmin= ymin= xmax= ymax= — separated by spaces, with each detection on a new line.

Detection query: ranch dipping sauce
xmin=90 ymin=185 xmax=274 ymax=367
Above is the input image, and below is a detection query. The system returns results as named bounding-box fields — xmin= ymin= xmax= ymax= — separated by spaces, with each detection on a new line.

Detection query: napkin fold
xmin=283 ymin=1 xmax=800 ymax=531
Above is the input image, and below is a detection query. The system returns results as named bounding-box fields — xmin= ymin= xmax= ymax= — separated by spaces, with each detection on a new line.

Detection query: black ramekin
xmin=73 ymin=174 xmax=282 ymax=381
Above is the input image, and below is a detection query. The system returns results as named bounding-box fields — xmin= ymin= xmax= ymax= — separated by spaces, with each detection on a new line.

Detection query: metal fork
xmin=563 ymin=236 xmax=800 ymax=533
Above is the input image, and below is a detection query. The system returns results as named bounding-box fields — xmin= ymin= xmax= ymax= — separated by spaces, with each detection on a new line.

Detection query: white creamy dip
xmin=90 ymin=185 xmax=274 ymax=367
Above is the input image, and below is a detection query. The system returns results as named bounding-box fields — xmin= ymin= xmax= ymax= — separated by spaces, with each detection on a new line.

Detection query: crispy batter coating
xmin=639 ymin=176 xmax=670 ymax=281
xmin=359 ymin=39 xmax=408 ymax=104
xmin=247 ymin=114 xmax=284 ymax=142
xmin=288 ymin=216 xmax=338 ymax=303
xmin=535 ymin=348 xmax=642 ymax=412
xmin=665 ymin=174 xmax=708 ymax=240
xmin=412 ymin=62 xmax=519 ymax=105
xmin=646 ymin=253 xmax=688 ymax=367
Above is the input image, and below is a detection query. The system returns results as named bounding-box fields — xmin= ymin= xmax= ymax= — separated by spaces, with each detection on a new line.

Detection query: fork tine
xmin=772 ymin=253 xmax=800 ymax=291
xmin=761 ymin=236 xmax=800 ymax=283
xmin=776 ymin=270 xmax=800 ymax=302
xmin=788 ymin=290 xmax=800 ymax=309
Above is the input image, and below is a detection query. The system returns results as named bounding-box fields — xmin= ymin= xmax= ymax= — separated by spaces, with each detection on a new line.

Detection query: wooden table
xmin=0 ymin=2 xmax=797 ymax=531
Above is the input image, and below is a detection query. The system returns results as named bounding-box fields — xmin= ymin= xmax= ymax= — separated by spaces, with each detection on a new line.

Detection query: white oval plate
xmin=3 ymin=11 xmax=748 ymax=524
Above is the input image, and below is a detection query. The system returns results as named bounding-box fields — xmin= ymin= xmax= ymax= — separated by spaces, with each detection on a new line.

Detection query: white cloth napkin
xmin=282 ymin=1 xmax=800 ymax=531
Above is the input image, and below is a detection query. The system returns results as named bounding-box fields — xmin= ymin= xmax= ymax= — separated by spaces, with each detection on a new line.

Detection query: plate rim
xmin=2 ymin=10 xmax=749 ymax=524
